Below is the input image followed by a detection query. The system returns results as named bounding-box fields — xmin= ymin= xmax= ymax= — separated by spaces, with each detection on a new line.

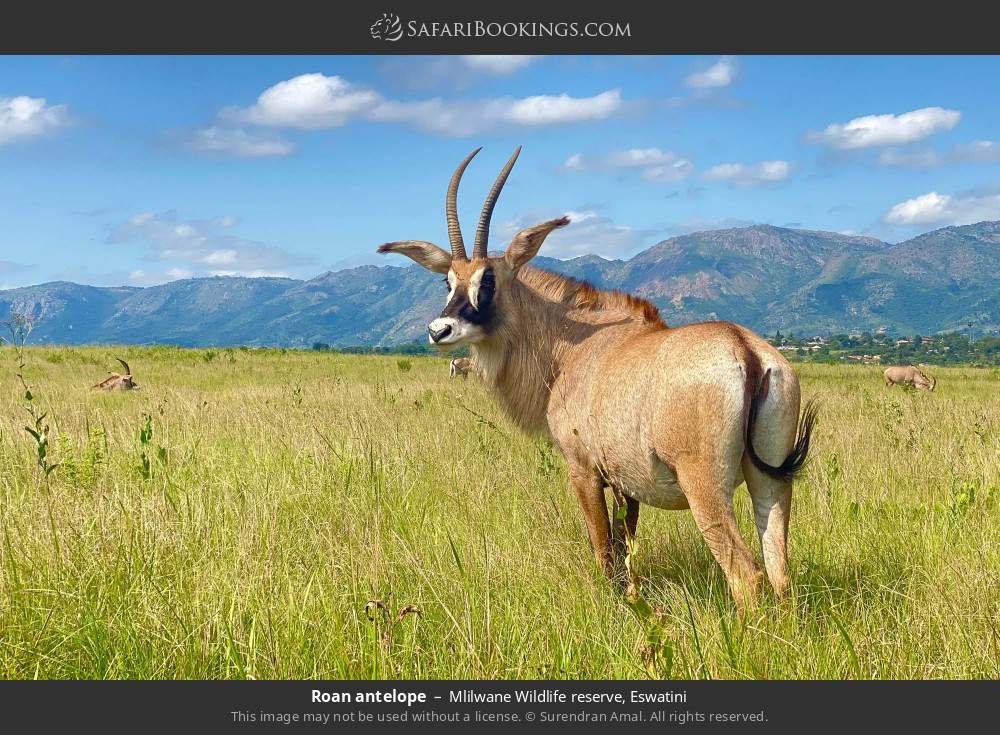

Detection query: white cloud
xmin=876 ymin=148 xmax=943 ymax=168
xmin=562 ymin=153 xmax=586 ymax=171
xmin=202 ymin=249 xmax=239 ymax=266
xmin=460 ymin=56 xmax=536 ymax=74
xmin=505 ymin=90 xmax=621 ymax=125
xmin=129 ymin=212 xmax=154 ymax=226
xmin=125 ymin=268 xmax=195 ymax=286
xmin=563 ymin=147 xmax=694 ymax=184
xmin=564 ymin=210 xmax=599 ymax=223
xmin=684 ymin=56 xmax=738 ymax=89
xmin=211 ymin=269 xmax=292 ymax=278
xmin=106 ymin=211 xmax=311 ymax=278
xmin=0 ymin=95 xmax=72 ymax=145
xmin=877 ymin=139 xmax=1000 ymax=168
xmin=884 ymin=191 xmax=1000 ymax=226
xmin=642 ymin=162 xmax=695 ymax=183
xmin=371 ymin=90 xmax=621 ymax=136
xmin=608 ymin=148 xmax=679 ymax=168
xmin=552 ymin=211 xmax=654 ymax=258
xmin=702 ymin=160 xmax=791 ymax=187
xmin=183 ymin=126 xmax=294 ymax=158
xmin=953 ymin=140 xmax=1000 ymax=162
xmin=221 ymin=73 xmax=622 ymax=137
xmin=223 ymin=73 xmax=381 ymax=130
xmin=499 ymin=210 xmax=654 ymax=259
xmin=806 ymin=106 xmax=961 ymax=150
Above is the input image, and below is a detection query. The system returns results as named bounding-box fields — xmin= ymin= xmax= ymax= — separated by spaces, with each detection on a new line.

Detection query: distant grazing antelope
xmin=449 ymin=357 xmax=474 ymax=379
xmin=93 ymin=357 xmax=138 ymax=391
xmin=378 ymin=147 xmax=817 ymax=610
xmin=884 ymin=365 xmax=936 ymax=391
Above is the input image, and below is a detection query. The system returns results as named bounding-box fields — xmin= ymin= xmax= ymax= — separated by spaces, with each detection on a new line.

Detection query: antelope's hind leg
xmin=743 ymin=459 xmax=793 ymax=599
xmin=676 ymin=462 xmax=764 ymax=612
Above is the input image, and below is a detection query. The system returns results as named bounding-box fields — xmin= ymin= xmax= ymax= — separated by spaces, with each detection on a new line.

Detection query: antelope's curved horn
xmin=116 ymin=357 xmax=131 ymax=376
xmin=473 ymin=146 xmax=521 ymax=260
xmin=447 ymin=147 xmax=481 ymax=261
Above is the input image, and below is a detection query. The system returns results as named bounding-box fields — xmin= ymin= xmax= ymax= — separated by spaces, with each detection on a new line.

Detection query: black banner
xmin=1 ymin=680 xmax=996 ymax=732
xmin=1 ymin=1 xmax=999 ymax=54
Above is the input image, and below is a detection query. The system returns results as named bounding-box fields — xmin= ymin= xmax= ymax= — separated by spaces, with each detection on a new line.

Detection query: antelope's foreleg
xmin=568 ymin=465 xmax=613 ymax=576
xmin=609 ymin=491 xmax=639 ymax=560
xmin=610 ymin=490 xmax=640 ymax=597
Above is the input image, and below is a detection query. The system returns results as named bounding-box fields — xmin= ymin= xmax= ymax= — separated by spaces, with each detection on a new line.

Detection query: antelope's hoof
xmin=623 ymin=579 xmax=640 ymax=601
xmin=732 ymin=571 xmax=766 ymax=615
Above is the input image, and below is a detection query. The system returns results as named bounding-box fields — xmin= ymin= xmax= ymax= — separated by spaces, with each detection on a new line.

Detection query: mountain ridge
xmin=2 ymin=222 xmax=998 ymax=346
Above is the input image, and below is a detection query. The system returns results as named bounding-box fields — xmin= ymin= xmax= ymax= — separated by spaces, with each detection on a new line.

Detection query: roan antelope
xmin=378 ymin=147 xmax=818 ymax=610
xmin=93 ymin=357 xmax=138 ymax=391
xmin=449 ymin=357 xmax=474 ymax=379
xmin=883 ymin=365 xmax=935 ymax=391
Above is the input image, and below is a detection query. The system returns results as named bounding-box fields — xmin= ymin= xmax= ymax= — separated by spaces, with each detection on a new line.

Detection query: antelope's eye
xmin=478 ymin=269 xmax=496 ymax=306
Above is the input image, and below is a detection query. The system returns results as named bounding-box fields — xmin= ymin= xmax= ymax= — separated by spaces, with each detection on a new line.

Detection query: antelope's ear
xmin=503 ymin=216 xmax=570 ymax=270
xmin=377 ymin=240 xmax=452 ymax=274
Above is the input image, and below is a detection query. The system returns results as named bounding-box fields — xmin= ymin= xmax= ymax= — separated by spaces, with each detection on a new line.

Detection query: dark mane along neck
xmin=517 ymin=265 xmax=666 ymax=327
xmin=471 ymin=265 xmax=665 ymax=436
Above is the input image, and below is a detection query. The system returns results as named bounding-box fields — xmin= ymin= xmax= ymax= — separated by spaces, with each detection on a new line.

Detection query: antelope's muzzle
xmin=428 ymin=321 xmax=453 ymax=344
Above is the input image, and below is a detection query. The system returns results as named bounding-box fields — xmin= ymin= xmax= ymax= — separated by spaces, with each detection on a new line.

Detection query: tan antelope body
xmin=449 ymin=357 xmax=474 ymax=379
xmin=379 ymin=148 xmax=817 ymax=609
xmin=92 ymin=358 xmax=138 ymax=391
xmin=883 ymin=365 xmax=936 ymax=391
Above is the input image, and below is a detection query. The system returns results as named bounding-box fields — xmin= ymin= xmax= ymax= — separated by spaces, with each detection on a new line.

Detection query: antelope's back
xmin=551 ymin=320 xmax=794 ymax=465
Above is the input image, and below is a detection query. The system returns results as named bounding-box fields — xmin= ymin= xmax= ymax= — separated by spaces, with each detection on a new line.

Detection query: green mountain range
xmin=3 ymin=221 xmax=998 ymax=346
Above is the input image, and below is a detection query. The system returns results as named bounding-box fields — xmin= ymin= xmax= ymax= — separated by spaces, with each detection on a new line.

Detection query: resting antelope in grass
xmin=378 ymin=147 xmax=817 ymax=610
xmin=449 ymin=357 xmax=475 ymax=379
xmin=93 ymin=357 xmax=138 ymax=391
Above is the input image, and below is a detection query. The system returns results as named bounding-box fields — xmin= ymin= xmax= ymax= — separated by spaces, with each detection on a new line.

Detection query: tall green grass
xmin=1 ymin=346 xmax=998 ymax=679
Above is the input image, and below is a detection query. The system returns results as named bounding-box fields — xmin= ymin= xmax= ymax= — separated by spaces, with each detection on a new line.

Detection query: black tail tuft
xmin=746 ymin=372 xmax=819 ymax=482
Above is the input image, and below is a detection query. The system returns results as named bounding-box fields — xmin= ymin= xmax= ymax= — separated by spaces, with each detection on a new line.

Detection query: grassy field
xmin=1 ymin=345 xmax=998 ymax=679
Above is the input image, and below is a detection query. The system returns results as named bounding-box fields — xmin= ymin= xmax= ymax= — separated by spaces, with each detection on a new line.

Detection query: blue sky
xmin=2 ymin=55 xmax=1000 ymax=288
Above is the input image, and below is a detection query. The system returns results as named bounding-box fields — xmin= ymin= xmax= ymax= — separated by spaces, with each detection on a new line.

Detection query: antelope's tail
xmin=745 ymin=368 xmax=819 ymax=482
